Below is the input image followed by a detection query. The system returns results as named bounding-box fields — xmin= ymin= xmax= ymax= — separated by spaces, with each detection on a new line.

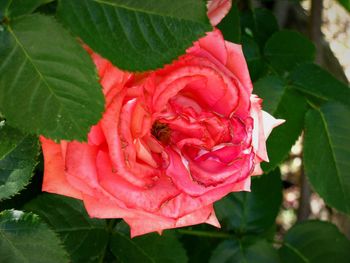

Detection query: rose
xmin=40 ymin=27 xmax=283 ymax=237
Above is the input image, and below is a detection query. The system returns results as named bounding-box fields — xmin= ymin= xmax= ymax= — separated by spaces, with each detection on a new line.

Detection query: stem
xmin=247 ymin=0 xmax=254 ymax=10
xmin=177 ymin=229 xmax=232 ymax=239
xmin=310 ymin=0 xmax=324 ymax=64
xmin=297 ymin=155 xmax=312 ymax=222
xmin=273 ymin=0 xmax=291 ymax=27
xmin=297 ymin=0 xmax=324 ymax=223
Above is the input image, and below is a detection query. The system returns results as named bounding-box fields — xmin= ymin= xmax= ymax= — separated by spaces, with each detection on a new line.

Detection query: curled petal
xmin=207 ymin=0 xmax=232 ymax=26
xmin=262 ymin=110 xmax=286 ymax=139
xmin=191 ymin=29 xmax=228 ymax=64
xmin=250 ymin=94 xmax=285 ymax=173
xmin=251 ymin=95 xmax=268 ymax=162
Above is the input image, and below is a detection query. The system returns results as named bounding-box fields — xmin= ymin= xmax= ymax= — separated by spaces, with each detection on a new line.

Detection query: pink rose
xmin=40 ymin=29 xmax=283 ymax=237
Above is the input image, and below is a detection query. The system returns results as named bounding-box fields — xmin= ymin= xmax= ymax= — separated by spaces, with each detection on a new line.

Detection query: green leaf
xmin=337 ymin=0 xmax=350 ymax=12
xmin=253 ymin=75 xmax=286 ymax=114
xmin=210 ymin=237 xmax=280 ymax=263
xmin=217 ymin=3 xmax=240 ymax=43
xmin=110 ymin=226 xmax=188 ymax=263
xmin=290 ymin=63 xmax=350 ymax=109
xmin=255 ymin=76 xmax=306 ymax=174
xmin=24 ymin=194 xmax=109 ymax=263
xmin=0 ymin=124 xmax=39 ymax=200
xmin=57 ymin=0 xmax=212 ymax=71
xmin=279 ymin=220 xmax=350 ymax=263
xmin=0 ymin=0 xmax=11 ymax=20
xmin=1 ymin=0 xmax=54 ymax=18
xmin=0 ymin=14 xmax=105 ymax=141
xmin=242 ymin=35 xmax=264 ymax=81
xmin=253 ymin=8 xmax=279 ymax=49
xmin=261 ymin=89 xmax=308 ymax=172
xmin=180 ymin=227 xmax=221 ymax=263
xmin=0 ymin=209 xmax=69 ymax=263
xmin=264 ymin=30 xmax=315 ymax=73
xmin=304 ymin=102 xmax=350 ymax=214
xmin=240 ymin=8 xmax=279 ymax=49
xmin=215 ymin=170 xmax=282 ymax=234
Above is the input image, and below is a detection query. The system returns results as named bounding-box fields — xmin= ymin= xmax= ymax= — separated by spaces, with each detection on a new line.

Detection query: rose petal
xmin=252 ymin=163 xmax=264 ymax=176
xmin=96 ymin=151 xmax=179 ymax=213
xmin=159 ymin=176 xmax=251 ymax=219
xmin=196 ymin=30 xmax=227 ymax=64
xmin=101 ymin=90 xmax=151 ymax=187
xmin=64 ymin=142 xmax=103 ymax=196
xmin=40 ymin=137 xmax=82 ymax=199
xmin=262 ymin=110 xmax=286 ymax=139
xmin=126 ymin=205 xmax=218 ymax=238
xmin=251 ymin=94 xmax=285 ymax=162
xmin=88 ymin=124 xmax=105 ymax=146
xmin=250 ymin=95 xmax=268 ymax=161
xmin=225 ymin=41 xmax=253 ymax=94
xmin=207 ymin=0 xmax=232 ymax=26
xmin=166 ymin=148 xmax=253 ymax=196
xmin=153 ymin=64 xmax=238 ymax=117
xmin=91 ymin=52 xmax=132 ymax=105
xmin=83 ymin=193 xmax=134 ymax=219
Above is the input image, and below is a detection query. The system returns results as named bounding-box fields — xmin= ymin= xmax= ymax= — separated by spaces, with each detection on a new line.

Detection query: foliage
xmin=1 ymin=0 xmax=350 ymax=262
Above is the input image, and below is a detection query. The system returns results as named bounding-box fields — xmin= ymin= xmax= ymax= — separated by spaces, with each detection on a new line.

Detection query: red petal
xmin=40 ymin=137 xmax=82 ymax=199
xmin=126 ymin=205 xmax=218 ymax=237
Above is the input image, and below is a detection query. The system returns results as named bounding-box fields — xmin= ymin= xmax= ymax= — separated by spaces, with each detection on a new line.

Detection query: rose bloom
xmin=40 ymin=28 xmax=284 ymax=237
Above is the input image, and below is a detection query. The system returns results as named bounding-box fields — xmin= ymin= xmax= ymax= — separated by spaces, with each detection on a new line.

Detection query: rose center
xmin=151 ymin=121 xmax=171 ymax=144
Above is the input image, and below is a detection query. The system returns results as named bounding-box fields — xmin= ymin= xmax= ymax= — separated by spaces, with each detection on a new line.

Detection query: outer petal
xmin=250 ymin=94 xmax=285 ymax=167
xmin=225 ymin=41 xmax=253 ymax=93
xmin=262 ymin=110 xmax=286 ymax=139
xmin=84 ymin=191 xmax=220 ymax=238
xmin=251 ymin=95 xmax=268 ymax=162
xmin=40 ymin=136 xmax=82 ymax=199
xmin=82 ymin=193 xmax=135 ymax=219
xmin=126 ymin=205 xmax=219 ymax=238
xmin=194 ymin=30 xmax=228 ymax=65
xmin=207 ymin=0 xmax=232 ymax=26
xmin=90 ymin=52 xmax=133 ymax=105
xmin=252 ymin=163 xmax=264 ymax=176
xmin=64 ymin=142 xmax=114 ymax=199
xmin=158 ymin=176 xmax=251 ymax=220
